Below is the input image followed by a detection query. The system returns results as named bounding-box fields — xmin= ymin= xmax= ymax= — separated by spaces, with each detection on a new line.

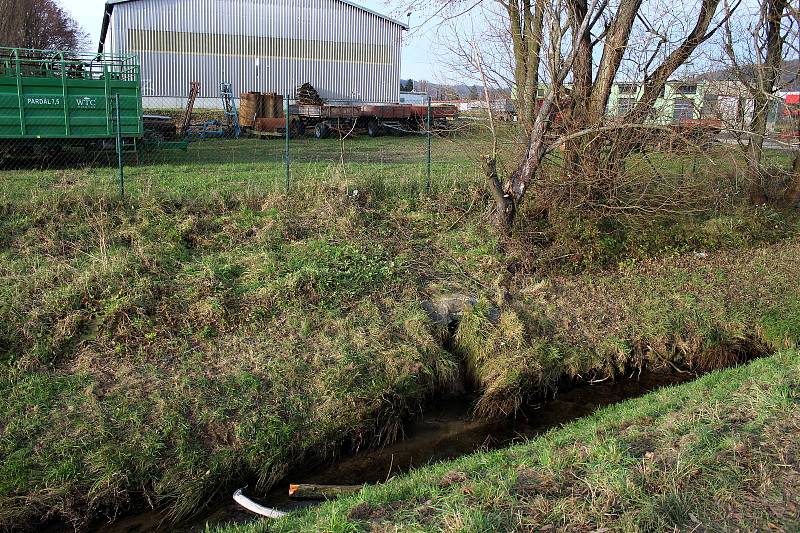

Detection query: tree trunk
xmin=507 ymin=0 xmax=528 ymax=127
xmin=484 ymin=156 xmax=516 ymax=231
xmin=748 ymin=94 xmax=769 ymax=205
xmin=506 ymin=0 xmax=545 ymax=134
xmin=587 ymin=0 xmax=644 ymax=124
xmin=523 ymin=0 xmax=545 ymax=132
xmin=562 ymin=0 xmax=593 ymax=175
xmin=738 ymin=0 xmax=787 ymax=205
xmin=785 ymin=164 xmax=800 ymax=206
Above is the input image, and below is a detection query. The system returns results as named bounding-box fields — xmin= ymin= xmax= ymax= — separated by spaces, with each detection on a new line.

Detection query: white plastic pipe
xmin=233 ymin=488 xmax=288 ymax=519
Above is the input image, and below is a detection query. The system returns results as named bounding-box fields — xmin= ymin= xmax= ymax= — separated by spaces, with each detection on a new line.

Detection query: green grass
xmin=0 ymin=178 xmax=495 ymax=527
xmin=0 ymin=134 xmax=484 ymax=201
xmin=219 ymin=350 xmax=800 ymax=532
xmin=1 ymin=134 xmax=799 ymax=528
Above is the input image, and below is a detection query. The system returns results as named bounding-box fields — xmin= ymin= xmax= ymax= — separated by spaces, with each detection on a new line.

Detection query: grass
xmin=1 ymin=133 xmax=799 ymax=529
xmin=448 ymin=233 xmax=800 ymax=417
xmin=219 ymin=349 xmax=800 ymax=532
xmin=0 ymin=176 xmax=494 ymax=528
xmin=0 ymin=134 xmax=484 ymax=201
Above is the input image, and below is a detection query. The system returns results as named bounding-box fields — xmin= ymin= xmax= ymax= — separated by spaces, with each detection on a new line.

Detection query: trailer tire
xmin=289 ymin=120 xmax=306 ymax=139
xmin=314 ymin=122 xmax=331 ymax=139
xmin=367 ymin=118 xmax=383 ymax=138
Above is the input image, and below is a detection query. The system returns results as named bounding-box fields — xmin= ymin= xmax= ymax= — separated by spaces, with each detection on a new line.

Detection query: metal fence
xmin=0 ymin=94 xmax=498 ymax=202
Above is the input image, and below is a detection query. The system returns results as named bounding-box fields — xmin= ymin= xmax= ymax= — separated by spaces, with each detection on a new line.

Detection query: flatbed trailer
xmin=292 ymin=102 xmax=459 ymax=139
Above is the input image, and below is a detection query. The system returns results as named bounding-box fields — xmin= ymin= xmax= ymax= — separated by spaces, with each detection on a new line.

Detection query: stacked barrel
xmin=260 ymin=93 xmax=284 ymax=119
xmin=239 ymin=92 xmax=285 ymax=131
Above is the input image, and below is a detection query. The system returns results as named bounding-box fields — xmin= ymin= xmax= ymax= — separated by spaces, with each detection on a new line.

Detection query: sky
xmin=59 ymin=0 xmax=445 ymax=81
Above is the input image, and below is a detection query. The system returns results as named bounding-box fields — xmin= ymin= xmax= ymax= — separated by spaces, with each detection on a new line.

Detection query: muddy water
xmin=89 ymin=371 xmax=693 ymax=533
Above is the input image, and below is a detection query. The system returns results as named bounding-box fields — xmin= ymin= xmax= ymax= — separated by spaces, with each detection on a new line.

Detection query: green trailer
xmin=0 ymin=47 xmax=142 ymax=150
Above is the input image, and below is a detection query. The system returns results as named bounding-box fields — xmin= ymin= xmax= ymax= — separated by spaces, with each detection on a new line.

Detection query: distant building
xmin=605 ymin=80 xmax=788 ymax=131
xmin=99 ymin=0 xmax=408 ymax=108
xmin=702 ymin=80 xmax=755 ymax=130
xmin=607 ymin=81 xmax=708 ymax=124
xmin=453 ymin=99 xmax=515 ymax=114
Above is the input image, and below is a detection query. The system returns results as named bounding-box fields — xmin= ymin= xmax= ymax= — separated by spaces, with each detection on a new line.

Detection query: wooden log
xmin=288 ymin=483 xmax=362 ymax=500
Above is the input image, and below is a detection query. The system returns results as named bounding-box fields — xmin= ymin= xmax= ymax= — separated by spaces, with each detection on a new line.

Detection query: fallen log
xmin=288 ymin=483 xmax=362 ymax=500
xmin=233 ymin=488 xmax=287 ymax=518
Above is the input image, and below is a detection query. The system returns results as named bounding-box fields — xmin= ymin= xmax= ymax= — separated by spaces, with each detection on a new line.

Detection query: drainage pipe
xmin=233 ymin=488 xmax=288 ymax=519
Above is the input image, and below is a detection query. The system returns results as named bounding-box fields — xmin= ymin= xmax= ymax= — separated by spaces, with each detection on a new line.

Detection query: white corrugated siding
xmin=109 ymin=0 xmax=404 ymax=103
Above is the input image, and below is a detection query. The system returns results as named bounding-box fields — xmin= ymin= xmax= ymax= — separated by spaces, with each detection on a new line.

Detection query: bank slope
xmin=223 ymin=350 xmax=800 ymax=532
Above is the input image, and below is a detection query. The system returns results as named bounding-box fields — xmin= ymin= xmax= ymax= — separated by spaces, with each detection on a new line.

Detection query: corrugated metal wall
xmin=108 ymin=0 xmax=404 ymax=104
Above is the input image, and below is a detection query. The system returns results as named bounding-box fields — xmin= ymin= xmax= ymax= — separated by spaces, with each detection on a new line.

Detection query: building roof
xmin=99 ymin=0 xmax=408 ymax=53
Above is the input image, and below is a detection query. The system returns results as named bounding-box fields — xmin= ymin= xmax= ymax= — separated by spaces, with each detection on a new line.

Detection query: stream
xmin=87 ymin=370 xmax=694 ymax=532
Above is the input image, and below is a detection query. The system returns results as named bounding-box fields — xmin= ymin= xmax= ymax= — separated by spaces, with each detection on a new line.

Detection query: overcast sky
xmin=60 ymin=0 xmax=444 ymax=81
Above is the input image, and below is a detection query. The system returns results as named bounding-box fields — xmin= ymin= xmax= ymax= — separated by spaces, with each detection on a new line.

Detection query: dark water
xmin=87 ymin=370 xmax=693 ymax=533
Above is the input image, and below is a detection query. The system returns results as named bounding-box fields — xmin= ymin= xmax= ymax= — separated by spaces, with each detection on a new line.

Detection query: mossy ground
xmin=1 ymin=135 xmax=798 ymax=529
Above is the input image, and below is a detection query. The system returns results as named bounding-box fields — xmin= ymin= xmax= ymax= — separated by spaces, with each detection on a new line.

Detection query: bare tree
xmin=723 ymin=0 xmax=793 ymax=204
xmin=400 ymin=0 xmax=735 ymax=231
xmin=0 ymin=0 xmax=89 ymax=51
xmin=499 ymin=0 xmax=729 ymax=230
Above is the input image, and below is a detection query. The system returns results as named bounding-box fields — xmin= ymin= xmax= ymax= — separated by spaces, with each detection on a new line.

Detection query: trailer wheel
xmin=289 ymin=120 xmax=306 ymax=139
xmin=314 ymin=122 xmax=331 ymax=139
xmin=367 ymin=118 xmax=383 ymax=138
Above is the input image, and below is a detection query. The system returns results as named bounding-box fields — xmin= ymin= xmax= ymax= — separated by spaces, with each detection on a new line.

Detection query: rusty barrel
xmin=261 ymin=93 xmax=284 ymax=118
xmin=239 ymin=92 xmax=262 ymax=128
xmin=254 ymin=117 xmax=286 ymax=133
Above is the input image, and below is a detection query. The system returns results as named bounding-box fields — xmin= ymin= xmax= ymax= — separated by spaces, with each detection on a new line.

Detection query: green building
xmin=606 ymin=81 xmax=708 ymax=124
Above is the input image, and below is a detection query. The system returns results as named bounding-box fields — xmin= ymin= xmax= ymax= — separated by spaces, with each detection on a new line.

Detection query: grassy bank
xmin=0 ymin=182 xmax=491 ymax=528
xmin=2 ymin=139 xmax=799 ymax=529
xmin=222 ymin=349 xmax=800 ymax=532
xmin=455 ymin=235 xmax=800 ymax=417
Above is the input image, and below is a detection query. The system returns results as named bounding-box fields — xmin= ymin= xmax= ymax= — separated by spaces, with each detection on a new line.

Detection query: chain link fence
xmin=1 ymin=92 xmax=503 ymax=202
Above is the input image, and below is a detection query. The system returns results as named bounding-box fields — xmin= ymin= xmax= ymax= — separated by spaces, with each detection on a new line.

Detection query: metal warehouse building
xmin=98 ymin=0 xmax=408 ymax=107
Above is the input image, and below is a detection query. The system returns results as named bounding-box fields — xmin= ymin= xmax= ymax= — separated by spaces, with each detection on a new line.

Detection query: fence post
xmin=426 ymin=95 xmax=432 ymax=194
xmin=114 ymin=93 xmax=124 ymax=198
xmin=285 ymin=97 xmax=290 ymax=193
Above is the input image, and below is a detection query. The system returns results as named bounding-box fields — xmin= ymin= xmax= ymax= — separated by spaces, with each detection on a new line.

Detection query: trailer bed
xmin=295 ymin=102 xmax=458 ymax=120
xmin=293 ymin=101 xmax=458 ymax=139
